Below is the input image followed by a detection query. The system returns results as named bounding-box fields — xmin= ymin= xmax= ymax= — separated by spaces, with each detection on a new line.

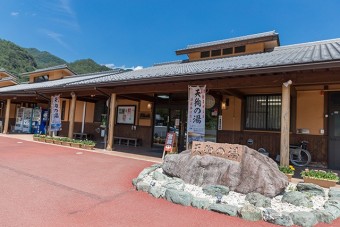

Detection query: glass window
xmin=211 ymin=49 xmax=221 ymax=57
xmin=234 ymin=45 xmax=246 ymax=53
xmin=33 ymin=75 xmax=49 ymax=83
xmin=222 ymin=47 xmax=233 ymax=55
xmin=245 ymin=95 xmax=281 ymax=130
xmin=200 ymin=51 xmax=210 ymax=58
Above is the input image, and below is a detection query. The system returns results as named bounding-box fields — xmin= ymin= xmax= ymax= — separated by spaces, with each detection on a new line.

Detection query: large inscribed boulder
xmin=162 ymin=142 xmax=288 ymax=197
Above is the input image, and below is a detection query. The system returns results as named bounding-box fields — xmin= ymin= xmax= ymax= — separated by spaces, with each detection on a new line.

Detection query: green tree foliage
xmin=68 ymin=59 xmax=111 ymax=74
xmin=25 ymin=48 xmax=67 ymax=69
xmin=0 ymin=39 xmax=113 ymax=78
xmin=0 ymin=39 xmax=37 ymax=75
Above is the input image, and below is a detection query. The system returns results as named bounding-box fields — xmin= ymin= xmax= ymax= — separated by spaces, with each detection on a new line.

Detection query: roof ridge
xmin=275 ymin=38 xmax=340 ymax=50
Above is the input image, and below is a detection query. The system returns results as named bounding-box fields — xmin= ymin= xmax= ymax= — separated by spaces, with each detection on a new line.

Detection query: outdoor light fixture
xmin=147 ymin=103 xmax=152 ymax=109
xmin=221 ymin=101 xmax=227 ymax=110
xmin=221 ymin=97 xmax=229 ymax=110
xmin=283 ymin=80 xmax=292 ymax=87
xmin=216 ymin=194 xmax=222 ymax=204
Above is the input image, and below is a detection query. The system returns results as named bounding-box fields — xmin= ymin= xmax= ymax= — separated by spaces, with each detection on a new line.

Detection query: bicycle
xmin=289 ymin=141 xmax=311 ymax=167
xmin=257 ymin=140 xmax=311 ymax=167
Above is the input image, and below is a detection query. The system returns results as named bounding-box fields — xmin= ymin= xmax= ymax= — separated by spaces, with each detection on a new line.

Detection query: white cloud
xmin=104 ymin=64 xmax=115 ymax=69
xmin=133 ymin=66 xmax=143 ymax=71
xmin=102 ymin=64 xmax=144 ymax=71
xmin=11 ymin=12 xmax=19 ymax=16
xmin=41 ymin=0 xmax=80 ymax=31
xmin=40 ymin=29 xmax=70 ymax=50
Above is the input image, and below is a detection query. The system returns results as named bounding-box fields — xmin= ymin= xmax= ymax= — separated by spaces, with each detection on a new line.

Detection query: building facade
xmin=1 ymin=31 xmax=340 ymax=169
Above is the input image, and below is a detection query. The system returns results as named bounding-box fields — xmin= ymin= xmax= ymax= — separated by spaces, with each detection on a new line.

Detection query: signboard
xmin=187 ymin=85 xmax=206 ymax=145
xmin=50 ymin=95 xmax=62 ymax=131
xmin=191 ymin=141 xmax=244 ymax=163
xmin=162 ymin=132 xmax=177 ymax=159
xmin=116 ymin=105 xmax=136 ymax=125
xmin=218 ymin=115 xmax=222 ymax=130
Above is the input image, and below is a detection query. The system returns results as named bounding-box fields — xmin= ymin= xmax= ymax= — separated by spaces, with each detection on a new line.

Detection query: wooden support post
xmin=2 ymin=99 xmax=11 ymax=134
xmin=280 ymin=80 xmax=292 ymax=166
xmin=68 ymin=92 xmax=77 ymax=139
xmin=106 ymin=93 xmax=116 ymax=151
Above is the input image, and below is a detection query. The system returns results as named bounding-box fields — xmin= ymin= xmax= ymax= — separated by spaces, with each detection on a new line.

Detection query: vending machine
xmin=39 ymin=109 xmax=49 ymax=135
xmin=31 ymin=107 xmax=42 ymax=134
xmin=15 ymin=107 xmax=25 ymax=132
xmin=22 ymin=108 xmax=33 ymax=133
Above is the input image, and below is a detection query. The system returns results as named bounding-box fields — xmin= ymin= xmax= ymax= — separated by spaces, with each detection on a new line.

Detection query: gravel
xmin=142 ymin=168 xmax=329 ymax=216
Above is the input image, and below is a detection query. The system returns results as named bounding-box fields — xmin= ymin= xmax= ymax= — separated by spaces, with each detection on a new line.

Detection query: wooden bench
xmin=114 ymin=136 xmax=138 ymax=147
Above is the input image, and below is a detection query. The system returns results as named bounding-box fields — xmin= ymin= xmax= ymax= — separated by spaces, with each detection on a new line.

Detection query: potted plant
xmin=82 ymin=140 xmax=96 ymax=150
xmin=301 ymin=169 xmax=339 ymax=188
xmin=279 ymin=165 xmax=295 ymax=181
xmin=33 ymin=134 xmax=40 ymax=141
xmin=53 ymin=137 xmax=63 ymax=145
xmin=71 ymin=139 xmax=83 ymax=148
xmin=61 ymin=137 xmax=72 ymax=146
xmin=45 ymin=136 xmax=53 ymax=143
xmin=38 ymin=135 xmax=46 ymax=142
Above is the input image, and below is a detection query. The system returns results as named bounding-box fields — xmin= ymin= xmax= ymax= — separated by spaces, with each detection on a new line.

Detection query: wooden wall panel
xmin=114 ymin=124 xmax=152 ymax=148
xmin=217 ymin=130 xmax=327 ymax=163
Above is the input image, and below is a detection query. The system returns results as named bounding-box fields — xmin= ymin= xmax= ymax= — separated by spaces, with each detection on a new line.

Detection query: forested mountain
xmin=0 ymin=39 xmax=112 ymax=78
xmin=0 ymin=39 xmax=37 ymax=74
xmin=25 ymin=48 xmax=67 ymax=69
xmin=68 ymin=59 xmax=111 ymax=74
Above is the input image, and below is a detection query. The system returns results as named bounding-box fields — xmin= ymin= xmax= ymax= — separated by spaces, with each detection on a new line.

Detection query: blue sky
xmin=1 ymin=0 xmax=340 ymax=69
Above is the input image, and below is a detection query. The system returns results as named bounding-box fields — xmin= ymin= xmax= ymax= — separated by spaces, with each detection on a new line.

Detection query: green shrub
xmin=71 ymin=139 xmax=82 ymax=144
xmin=82 ymin=140 xmax=96 ymax=146
xmin=279 ymin=165 xmax=295 ymax=174
xmin=301 ymin=169 xmax=339 ymax=182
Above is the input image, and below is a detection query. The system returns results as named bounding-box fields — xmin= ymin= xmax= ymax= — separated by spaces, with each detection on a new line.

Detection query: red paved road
xmin=0 ymin=136 xmax=338 ymax=227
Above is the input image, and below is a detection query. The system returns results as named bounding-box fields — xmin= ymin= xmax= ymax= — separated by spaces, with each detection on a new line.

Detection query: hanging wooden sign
xmin=162 ymin=132 xmax=177 ymax=159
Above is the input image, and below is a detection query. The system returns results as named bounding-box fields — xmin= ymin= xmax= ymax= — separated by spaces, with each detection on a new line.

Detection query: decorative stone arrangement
xmin=163 ymin=146 xmax=288 ymax=197
xmin=133 ymin=163 xmax=340 ymax=227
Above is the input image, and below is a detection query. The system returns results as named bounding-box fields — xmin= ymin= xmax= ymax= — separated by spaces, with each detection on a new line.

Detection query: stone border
xmin=133 ymin=164 xmax=340 ymax=227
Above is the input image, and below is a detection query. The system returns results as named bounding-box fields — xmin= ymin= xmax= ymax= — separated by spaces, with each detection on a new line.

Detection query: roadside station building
xmin=1 ymin=31 xmax=340 ymax=170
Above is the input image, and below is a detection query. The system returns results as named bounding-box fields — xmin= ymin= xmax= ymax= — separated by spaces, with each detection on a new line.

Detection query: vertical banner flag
xmin=187 ymin=85 xmax=206 ymax=145
xmin=50 ymin=95 xmax=62 ymax=131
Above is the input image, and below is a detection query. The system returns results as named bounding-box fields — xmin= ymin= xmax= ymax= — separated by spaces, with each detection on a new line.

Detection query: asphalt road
xmin=0 ymin=136 xmax=338 ymax=227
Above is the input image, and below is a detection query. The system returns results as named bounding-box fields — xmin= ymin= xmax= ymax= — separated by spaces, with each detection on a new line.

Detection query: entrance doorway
xmin=328 ymin=92 xmax=340 ymax=170
xmin=152 ymin=93 xmax=219 ymax=152
xmin=153 ymin=107 xmax=187 ymax=152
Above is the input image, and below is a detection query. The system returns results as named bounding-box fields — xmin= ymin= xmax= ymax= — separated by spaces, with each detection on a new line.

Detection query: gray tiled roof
xmin=21 ymin=64 xmax=76 ymax=76
xmin=0 ymin=70 xmax=120 ymax=93
xmin=1 ymin=37 xmax=340 ymax=94
xmin=67 ymin=37 xmax=340 ymax=87
xmin=176 ymin=31 xmax=278 ymax=52
xmin=0 ymin=69 xmax=19 ymax=82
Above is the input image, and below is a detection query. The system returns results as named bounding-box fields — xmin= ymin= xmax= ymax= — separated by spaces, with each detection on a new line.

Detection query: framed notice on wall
xmin=116 ymin=105 xmax=136 ymax=125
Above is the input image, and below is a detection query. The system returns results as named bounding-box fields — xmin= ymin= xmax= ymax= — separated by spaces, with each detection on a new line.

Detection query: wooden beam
xmin=280 ymin=80 xmax=292 ymax=166
xmin=221 ymin=89 xmax=245 ymax=100
xmin=68 ymin=92 xmax=77 ymax=139
xmin=106 ymin=93 xmax=116 ymax=151
xmin=2 ymin=99 xmax=11 ymax=134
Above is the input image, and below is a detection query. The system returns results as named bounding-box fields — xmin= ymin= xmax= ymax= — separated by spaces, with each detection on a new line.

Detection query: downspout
xmin=81 ymin=101 xmax=86 ymax=133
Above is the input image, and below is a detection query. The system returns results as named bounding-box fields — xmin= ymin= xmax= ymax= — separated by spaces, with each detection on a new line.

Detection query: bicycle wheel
xmin=289 ymin=148 xmax=311 ymax=167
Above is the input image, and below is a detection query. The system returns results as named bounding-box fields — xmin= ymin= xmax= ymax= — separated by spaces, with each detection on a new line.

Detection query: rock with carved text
xmin=162 ymin=144 xmax=288 ymax=197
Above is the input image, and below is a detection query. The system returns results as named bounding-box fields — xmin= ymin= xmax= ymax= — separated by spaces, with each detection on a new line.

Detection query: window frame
xmin=244 ymin=94 xmax=282 ymax=131
xmin=200 ymin=51 xmax=210 ymax=58
xmin=234 ymin=45 xmax=246 ymax=53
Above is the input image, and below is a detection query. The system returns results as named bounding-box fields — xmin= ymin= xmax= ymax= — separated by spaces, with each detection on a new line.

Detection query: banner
xmin=187 ymin=85 xmax=206 ymax=144
xmin=50 ymin=95 xmax=62 ymax=131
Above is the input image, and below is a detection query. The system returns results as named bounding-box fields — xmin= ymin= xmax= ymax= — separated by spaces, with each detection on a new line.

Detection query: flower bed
xmin=33 ymin=135 xmax=96 ymax=150
xmin=301 ymin=169 xmax=339 ymax=188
